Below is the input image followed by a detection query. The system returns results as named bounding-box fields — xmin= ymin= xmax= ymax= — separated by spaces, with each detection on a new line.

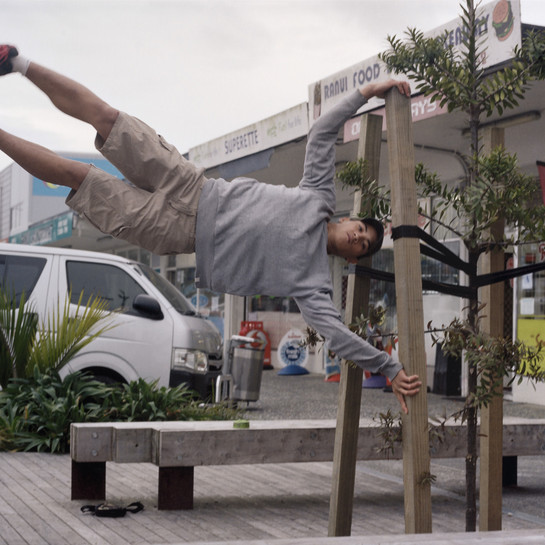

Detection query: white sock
xmin=11 ymin=54 xmax=31 ymax=76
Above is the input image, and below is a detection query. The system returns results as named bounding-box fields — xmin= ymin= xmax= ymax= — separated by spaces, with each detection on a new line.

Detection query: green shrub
xmin=0 ymin=368 xmax=240 ymax=454
xmin=0 ymin=368 xmax=112 ymax=453
xmin=99 ymin=377 xmax=240 ymax=422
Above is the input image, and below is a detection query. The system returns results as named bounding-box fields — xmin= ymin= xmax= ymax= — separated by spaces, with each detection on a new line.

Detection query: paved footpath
xmin=1 ymin=371 xmax=545 ymax=544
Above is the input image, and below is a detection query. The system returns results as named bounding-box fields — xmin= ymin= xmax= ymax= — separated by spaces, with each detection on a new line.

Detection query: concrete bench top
xmin=70 ymin=418 xmax=545 ymax=466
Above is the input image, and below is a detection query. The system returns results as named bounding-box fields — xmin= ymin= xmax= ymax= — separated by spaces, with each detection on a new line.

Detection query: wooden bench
xmin=70 ymin=418 xmax=545 ymax=510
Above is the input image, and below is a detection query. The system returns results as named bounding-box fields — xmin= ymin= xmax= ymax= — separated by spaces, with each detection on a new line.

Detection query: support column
xmin=385 ymin=87 xmax=432 ymax=534
xmin=223 ymin=294 xmax=246 ymax=357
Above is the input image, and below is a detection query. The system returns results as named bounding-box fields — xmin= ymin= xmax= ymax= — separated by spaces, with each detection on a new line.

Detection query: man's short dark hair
xmin=358 ymin=217 xmax=384 ymax=258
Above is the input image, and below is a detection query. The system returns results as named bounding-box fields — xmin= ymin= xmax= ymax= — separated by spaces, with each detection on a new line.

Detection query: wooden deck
xmin=180 ymin=529 xmax=545 ymax=545
xmin=1 ymin=452 xmax=545 ymax=544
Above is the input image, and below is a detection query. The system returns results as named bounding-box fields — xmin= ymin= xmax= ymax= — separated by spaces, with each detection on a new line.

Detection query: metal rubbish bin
xmin=230 ymin=346 xmax=264 ymax=401
xmin=215 ymin=335 xmax=265 ymax=403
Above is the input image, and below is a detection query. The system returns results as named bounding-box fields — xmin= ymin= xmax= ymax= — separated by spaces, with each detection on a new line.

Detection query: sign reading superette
xmin=188 ymin=102 xmax=308 ymax=170
xmin=308 ymin=0 xmax=521 ymax=125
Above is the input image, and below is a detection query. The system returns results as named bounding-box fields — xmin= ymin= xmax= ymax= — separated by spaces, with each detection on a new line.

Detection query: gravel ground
xmin=241 ymin=369 xmax=545 ymax=421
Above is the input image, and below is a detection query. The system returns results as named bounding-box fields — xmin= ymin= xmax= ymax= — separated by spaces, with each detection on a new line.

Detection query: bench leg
xmin=71 ymin=460 xmax=106 ymax=500
xmin=158 ymin=466 xmax=194 ymax=510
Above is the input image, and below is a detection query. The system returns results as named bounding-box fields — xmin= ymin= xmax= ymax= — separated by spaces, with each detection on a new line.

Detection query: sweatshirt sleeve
xmin=299 ymin=90 xmax=368 ymax=199
xmin=294 ymin=291 xmax=403 ymax=382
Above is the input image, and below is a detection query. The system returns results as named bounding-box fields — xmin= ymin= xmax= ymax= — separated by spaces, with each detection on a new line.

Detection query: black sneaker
xmin=0 ymin=45 xmax=18 ymax=76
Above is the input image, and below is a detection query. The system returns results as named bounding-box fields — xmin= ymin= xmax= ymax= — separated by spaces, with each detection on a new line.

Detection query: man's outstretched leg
xmin=0 ymin=45 xmax=118 ymax=142
xmin=0 ymin=128 xmax=90 ymax=190
xmin=0 ymin=44 xmax=206 ymax=255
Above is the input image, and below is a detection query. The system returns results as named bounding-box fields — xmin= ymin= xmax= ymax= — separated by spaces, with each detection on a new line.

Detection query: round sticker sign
xmin=277 ymin=328 xmax=308 ymax=367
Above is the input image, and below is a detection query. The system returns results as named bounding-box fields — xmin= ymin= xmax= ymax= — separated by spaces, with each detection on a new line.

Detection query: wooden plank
xmin=328 ymin=113 xmax=383 ymax=537
xmin=479 ymin=126 xmax=506 ymax=532
xmin=385 ymin=86 xmax=432 ymax=533
xmin=178 ymin=528 xmax=545 ymax=545
xmin=3 ymin=452 xmax=126 ymax=545
xmin=0 ymin=516 xmax=22 ymax=545
xmin=0 ymin=456 xmax=79 ymax=545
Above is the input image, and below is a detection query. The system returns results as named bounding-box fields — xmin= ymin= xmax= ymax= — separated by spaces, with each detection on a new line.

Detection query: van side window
xmin=66 ymin=261 xmax=146 ymax=312
xmin=0 ymin=255 xmax=46 ymax=306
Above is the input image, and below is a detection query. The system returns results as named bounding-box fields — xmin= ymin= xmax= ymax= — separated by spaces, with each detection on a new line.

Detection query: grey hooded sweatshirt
xmin=195 ymin=90 xmax=403 ymax=381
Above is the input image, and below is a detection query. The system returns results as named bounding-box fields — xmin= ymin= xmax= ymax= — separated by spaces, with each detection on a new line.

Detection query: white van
xmin=0 ymin=242 xmax=223 ymax=398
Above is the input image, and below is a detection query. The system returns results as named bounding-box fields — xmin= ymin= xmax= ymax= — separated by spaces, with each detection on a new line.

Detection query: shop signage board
xmin=9 ymin=211 xmax=73 ymax=245
xmin=188 ymin=102 xmax=308 ymax=170
xmin=309 ymin=0 xmax=522 ymax=127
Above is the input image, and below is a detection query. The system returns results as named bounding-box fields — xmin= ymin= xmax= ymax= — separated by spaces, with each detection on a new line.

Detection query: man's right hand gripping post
xmin=391 ymin=370 xmax=422 ymax=415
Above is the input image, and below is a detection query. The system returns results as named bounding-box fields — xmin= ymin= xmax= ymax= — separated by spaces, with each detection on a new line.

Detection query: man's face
xmin=333 ymin=218 xmax=378 ymax=264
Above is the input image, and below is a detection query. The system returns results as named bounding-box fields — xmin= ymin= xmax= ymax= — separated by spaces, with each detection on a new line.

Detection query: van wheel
xmin=89 ymin=372 xmax=125 ymax=385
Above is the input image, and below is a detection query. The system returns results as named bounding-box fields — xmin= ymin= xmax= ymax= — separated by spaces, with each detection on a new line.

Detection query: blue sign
xmin=191 ymin=294 xmax=209 ymax=308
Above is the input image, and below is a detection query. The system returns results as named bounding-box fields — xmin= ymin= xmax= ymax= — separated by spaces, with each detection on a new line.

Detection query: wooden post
xmin=479 ymin=126 xmax=505 ymax=531
xmin=328 ymin=113 xmax=383 ymax=537
xmin=385 ymin=87 xmax=432 ymax=533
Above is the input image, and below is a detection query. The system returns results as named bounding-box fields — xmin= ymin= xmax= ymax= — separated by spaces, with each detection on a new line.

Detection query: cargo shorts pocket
xmin=167 ymin=198 xmax=197 ymax=217
xmin=79 ymin=209 xmax=133 ymax=241
xmin=135 ymin=197 xmax=197 ymax=255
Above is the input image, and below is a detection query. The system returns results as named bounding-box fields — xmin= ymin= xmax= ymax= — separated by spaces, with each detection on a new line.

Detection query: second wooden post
xmin=328 ymin=113 xmax=382 ymax=537
xmin=385 ymin=87 xmax=432 ymax=534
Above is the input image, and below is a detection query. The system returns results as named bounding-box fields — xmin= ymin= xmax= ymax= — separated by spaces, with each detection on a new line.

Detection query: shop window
xmin=518 ymin=243 xmax=545 ymax=316
xmin=250 ymin=296 xmax=299 ymax=313
xmin=179 ymin=266 xmax=224 ymax=337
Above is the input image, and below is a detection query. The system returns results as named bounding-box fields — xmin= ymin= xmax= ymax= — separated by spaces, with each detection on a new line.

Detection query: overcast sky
xmin=2 ymin=0 xmax=545 ymax=171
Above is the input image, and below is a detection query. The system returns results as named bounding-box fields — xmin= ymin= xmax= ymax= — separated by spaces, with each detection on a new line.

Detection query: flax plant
xmin=0 ymin=288 xmax=111 ymax=388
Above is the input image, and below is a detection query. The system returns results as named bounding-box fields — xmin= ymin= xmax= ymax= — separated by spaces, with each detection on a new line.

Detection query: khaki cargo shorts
xmin=66 ymin=112 xmax=206 ymax=255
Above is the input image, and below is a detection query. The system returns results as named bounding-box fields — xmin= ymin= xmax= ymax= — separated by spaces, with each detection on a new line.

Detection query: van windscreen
xmin=136 ymin=263 xmax=197 ymax=316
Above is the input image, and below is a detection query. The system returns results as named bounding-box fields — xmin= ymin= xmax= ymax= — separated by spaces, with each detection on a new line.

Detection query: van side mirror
xmin=133 ymin=294 xmax=164 ymax=320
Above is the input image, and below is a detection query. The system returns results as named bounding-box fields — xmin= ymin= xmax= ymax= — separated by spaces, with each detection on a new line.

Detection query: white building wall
xmin=9 ymin=165 xmax=31 ymax=235
xmin=512 ymin=379 xmax=545 ymax=405
xmin=0 ymin=165 xmax=12 ymax=240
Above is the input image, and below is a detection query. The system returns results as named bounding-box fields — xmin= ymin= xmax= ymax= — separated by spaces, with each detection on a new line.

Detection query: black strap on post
xmin=391 ymin=225 xmax=476 ymax=276
xmin=355 ymin=224 xmax=545 ymax=298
